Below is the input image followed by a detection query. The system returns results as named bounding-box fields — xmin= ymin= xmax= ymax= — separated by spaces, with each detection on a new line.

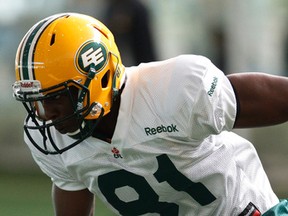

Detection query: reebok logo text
xmin=144 ymin=124 xmax=179 ymax=136
xmin=207 ymin=76 xmax=218 ymax=96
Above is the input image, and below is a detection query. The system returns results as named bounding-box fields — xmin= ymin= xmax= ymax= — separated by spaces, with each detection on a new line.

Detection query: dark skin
xmin=43 ymin=87 xmax=120 ymax=140
xmin=228 ymin=72 xmax=288 ymax=127
xmin=43 ymin=72 xmax=288 ymax=216
xmin=52 ymin=185 xmax=94 ymax=216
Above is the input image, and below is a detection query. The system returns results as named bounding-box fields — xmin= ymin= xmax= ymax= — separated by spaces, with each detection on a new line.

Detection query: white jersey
xmin=25 ymin=55 xmax=278 ymax=215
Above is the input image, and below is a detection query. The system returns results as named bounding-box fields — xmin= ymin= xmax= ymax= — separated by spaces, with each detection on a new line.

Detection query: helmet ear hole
xmin=101 ymin=70 xmax=110 ymax=88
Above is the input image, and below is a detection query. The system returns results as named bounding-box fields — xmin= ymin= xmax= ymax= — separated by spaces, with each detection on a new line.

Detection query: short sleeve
xmin=29 ymin=146 xmax=87 ymax=191
xmin=188 ymin=56 xmax=237 ymax=140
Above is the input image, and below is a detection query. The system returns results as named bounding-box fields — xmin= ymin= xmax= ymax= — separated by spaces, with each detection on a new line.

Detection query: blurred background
xmin=1 ymin=0 xmax=288 ymax=215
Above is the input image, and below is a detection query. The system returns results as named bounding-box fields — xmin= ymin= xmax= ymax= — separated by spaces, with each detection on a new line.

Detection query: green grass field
xmin=0 ymin=172 xmax=116 ymax=216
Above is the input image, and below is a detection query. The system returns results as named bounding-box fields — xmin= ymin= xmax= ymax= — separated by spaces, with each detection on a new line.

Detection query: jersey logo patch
xmin=75 ymin=40 xmax=108 ymax=75
xmin=112 ymin=147 xmax=123 ymax=159
xmin=239 ymin=202 xmax=261 ymax=216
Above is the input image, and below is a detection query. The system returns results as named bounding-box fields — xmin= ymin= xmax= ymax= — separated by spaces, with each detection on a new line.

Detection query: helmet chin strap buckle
xmin=90 ymin=103 xmax=103 ymax=117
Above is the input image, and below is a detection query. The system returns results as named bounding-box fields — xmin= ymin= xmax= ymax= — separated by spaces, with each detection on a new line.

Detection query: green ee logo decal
xmin=75 ymin=41 xmax=108 ymax=75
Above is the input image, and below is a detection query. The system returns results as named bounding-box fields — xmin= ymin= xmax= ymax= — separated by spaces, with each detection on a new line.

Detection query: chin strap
xmin=77 ymin=67 xmax=97 ymax=110
xmin=66 ymin=121 xmax=86 ymax=137
xmin=66 ymin=120 xmax=93 ymax=140
xmin=66 ymin=66 xmax=99 ymax=141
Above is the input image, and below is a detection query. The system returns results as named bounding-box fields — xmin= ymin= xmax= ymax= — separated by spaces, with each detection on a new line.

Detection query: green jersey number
xmin=98 ymin=154 xmax=216 ymax=215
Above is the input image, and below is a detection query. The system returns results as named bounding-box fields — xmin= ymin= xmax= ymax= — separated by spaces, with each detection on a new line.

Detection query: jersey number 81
xmin=99 ymin=154 xmax=216 ymax=215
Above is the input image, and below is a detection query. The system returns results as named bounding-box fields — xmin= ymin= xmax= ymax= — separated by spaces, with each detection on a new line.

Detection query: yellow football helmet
xmin=13 ymin=13 xmax=125 ymax=154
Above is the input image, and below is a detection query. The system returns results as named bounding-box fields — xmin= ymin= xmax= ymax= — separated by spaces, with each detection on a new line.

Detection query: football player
xmin=13 ymin=13 xmax=288 ymax=215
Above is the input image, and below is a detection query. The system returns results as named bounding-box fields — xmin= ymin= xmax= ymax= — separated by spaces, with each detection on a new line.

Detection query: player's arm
xmin=52 ymin=183 xmax=94 ymax=216
xmin=227 ymin=72 xmax=288 ymax=128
